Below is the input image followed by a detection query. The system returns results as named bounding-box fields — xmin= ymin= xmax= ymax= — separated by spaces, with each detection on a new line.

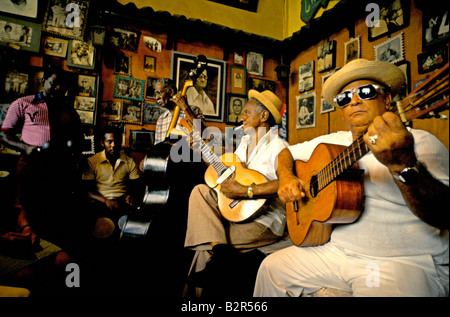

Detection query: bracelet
xmin=20 ymin=224 xmax=31 ymax=232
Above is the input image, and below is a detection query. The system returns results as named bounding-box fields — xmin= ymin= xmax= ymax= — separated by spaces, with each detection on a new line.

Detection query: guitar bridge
xmin=229 ymin=199 xmax=240 ymax=209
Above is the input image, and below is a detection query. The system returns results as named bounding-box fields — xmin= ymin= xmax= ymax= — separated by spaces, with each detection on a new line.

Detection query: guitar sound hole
xmin=310 ymin=175 xmax=318 ymax=198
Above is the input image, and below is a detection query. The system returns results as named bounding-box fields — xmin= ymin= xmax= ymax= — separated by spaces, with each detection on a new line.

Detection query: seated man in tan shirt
xmin=82 ymin=126 xmax=142 ymax=238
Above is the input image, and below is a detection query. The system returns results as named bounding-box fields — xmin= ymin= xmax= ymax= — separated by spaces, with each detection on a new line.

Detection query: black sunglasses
xmin=334 ymin=84 xmax=382 ymax=108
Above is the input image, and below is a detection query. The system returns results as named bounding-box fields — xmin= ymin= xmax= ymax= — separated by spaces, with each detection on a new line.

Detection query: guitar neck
xmin=188 ymin=123 xmax=228 ymax=175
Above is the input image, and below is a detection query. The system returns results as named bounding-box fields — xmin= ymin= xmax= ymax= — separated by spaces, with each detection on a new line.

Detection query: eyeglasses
xmin=333 ymin=84 xmax=382 ymax=108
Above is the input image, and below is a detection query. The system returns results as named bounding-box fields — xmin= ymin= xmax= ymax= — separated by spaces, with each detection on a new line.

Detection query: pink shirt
xmin=1 ymin=94 xmax=51 ymax=146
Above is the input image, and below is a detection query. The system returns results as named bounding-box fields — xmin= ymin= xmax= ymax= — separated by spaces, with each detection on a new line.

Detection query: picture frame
xmin=90 ymin=25 xmax=106 ymax=46
xmin=171 ymin=51 xmax=226 ymax=122
xmin=114 ymin=53 xmax=131 ymax=76
xmin=374 ymin=32 xmax=404 ymax=64
xmin=144 ymin=55 xmax=156 ymax=73
xmin=42 ymin=36 xmax=68 ymax=57
xmin=114 ymin=76 xmax=145 ymax=101
xmin=43 ymin=0 xmax=90 ymax=40
xmin=226 ymin=93 xmax=247 ymax=125
xmin=129 ymin=130 xmax=155 ymax=151
xmin=109 ymin=27 xmax=140 ymax=52
xmin=296 ymin=92 xmax=316 ymax=129
xmin=145 ymin=77 xmax=160 ymax=100
xmin=298 ymin=61 xmax=314 ymax=93
xmin=248 ymin=77 xmax=275 ymax=92
xmin=417 ymin=46 xmax=448 ymax=74
xmin=246 ymin=52 xmax=263 ymax=76
xmin=233 ymin=50 xmax=245 ymax=66
xmin=320 ymin=72 xmax=335 ymax=114
xmin=0 ymin=14 xmax=41 ymax=52
xmin=0 ymin=0 xmax=38 ymax=18
xmin=317 ymin=40 xmax=336 ymax=73
xmin=230 ymin=66 xmax=247 ymax=95
xmin=82 ymin=135 xmax=95 ymax=155
xmin=76 ymin=109 xmax=95 ymax=126
xmin=67 ymin=40 xmax=95 ymax=70
xmin=78 ymin=74 xmax=96 ymax=97
xmin=143 ymin=36 xmax=162 ymax=52
xmin=121 ymin=99 xmax=143 ymax=125
xmin=368 ymin=0 xmax=410 ymax=41
xmin=344 ymin=37 xmax=361 ymax=64
xmin=2 ymin=70 xmax=30 ymax=102
xmin=100 ymin=100 xmax=122 ymax=121
xmin=143 ymin=102 xmax=166 ymax=124
xmin=422 ymin=8 xmax=449 ymax=50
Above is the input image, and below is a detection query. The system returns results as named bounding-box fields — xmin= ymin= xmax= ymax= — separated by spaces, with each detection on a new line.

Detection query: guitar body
xmin=286 ymin=143 xmax=364 ymax=246
xmin=204 ymin=153 xmax=268 ymax=223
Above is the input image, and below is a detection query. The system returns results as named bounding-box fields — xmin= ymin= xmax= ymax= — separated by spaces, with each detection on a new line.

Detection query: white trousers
xmin=254 ymin=242 xmax=449 ymax=297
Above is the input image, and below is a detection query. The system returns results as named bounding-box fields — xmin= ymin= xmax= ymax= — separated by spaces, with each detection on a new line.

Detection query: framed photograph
xmin=82 ymin=134 xmax=95 ymax=155
xmin=109 ymin=28 xmax=139 ymax=52
xmin=296 ymin=92 xmax=316 ymax=129
xmin=144 ymin=55 xmax=156 ymax=73
xmin=374 ymin=32 xmax=404 ymax=64
xmin=171 ymin=51 xmax=226 ymax=122
xmin=0 ymin=14 xmax=41 ymax=52
xmin=121 ymin=99 xmax=143 ymax=125
xmin=78 ymin=74 xmax=96 ymax=97
xmin=143 ymin=36 xmax=161 ymax=52
xmin=226 ymin=94 xmax=247 ymax=125
xmin=114 ymin=76 xmax=145 ymax=101
xmin=320 ymin=72 xmax=335 ymax=114
xmin=417 ymin=46 xmax=448 ymax=74
xmin=246 ymin=52 xmax=263 ymax=76
xmin=143 ymin=102 xmax=166 ymax=124
xmin=318 ymin=40 xmax=336 ymax=73
xmin=100 ymin=100 xmax=122 ymax=120
xmin=129 ymin=130 xmax=155 ymax=151
xmin=422 ymin=8 xmax=449 ymax=50
xmin=145 ymin=77 xmax=160 ymax=100
xmin=208 ymin=0 xmax=258 ymax=12
xmin=230 ymin=66 xmax=247 ymax=95
xmin=67 ymin=40 xmax=95 ymax=70
xmin=43 ymin=0 xmax=90 ymax=40
xmin=0 ymin=0 xmax=38 ymax=18
xmin=344 ymin=37 xmax=361 ymax=64
xmin=233 ymin=50 xmax=245 ymax=66
xmin=42 ymin=36 xmax=68 ymax=57
xmin=74 ymin=95 xmax=95 ymax=112
xmin=368 ymin=0 xmax=409 ymax=41
xmin=248 ymin=77 xmax=275 ymax=92
xmin=77 ymin=109 xmax=95 ymax=126
xmin=90 ymin=25 xmax=106 ymax=46
xmin=298 ymin=61 xmax=314 ymax=93
xmin=114 ymin=53 xmax=131 ymax=76
xmin=2 ymin=71 xmax=29 ymax=101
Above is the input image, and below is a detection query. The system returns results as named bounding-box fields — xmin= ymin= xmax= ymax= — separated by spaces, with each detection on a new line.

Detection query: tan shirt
xmin=82 ymin=150 xmax=140 ymax=199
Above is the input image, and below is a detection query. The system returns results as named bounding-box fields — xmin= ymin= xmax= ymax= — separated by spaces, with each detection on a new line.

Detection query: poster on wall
xmin=171 ymin=51 xmax=226 ymax=123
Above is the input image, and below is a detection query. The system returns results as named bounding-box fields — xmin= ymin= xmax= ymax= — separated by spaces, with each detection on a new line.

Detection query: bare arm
xmin=0 ymin=130 xmax=37 ymax=156
xmin=365 ymin=112 xmax=449 ymax=230
xmin=276 ymin=148 xmax=306 ymax=204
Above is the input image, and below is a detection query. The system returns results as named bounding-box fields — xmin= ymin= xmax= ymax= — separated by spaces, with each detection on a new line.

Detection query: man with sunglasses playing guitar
xmin=254 ymin=59 xmax=449 ymax=297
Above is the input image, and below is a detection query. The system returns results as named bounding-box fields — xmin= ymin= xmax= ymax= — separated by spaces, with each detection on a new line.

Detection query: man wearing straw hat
xmin=254 ymin=59 xmax=449 ymax=297
xmin=184 ymin=89 xmax=288 ymax=296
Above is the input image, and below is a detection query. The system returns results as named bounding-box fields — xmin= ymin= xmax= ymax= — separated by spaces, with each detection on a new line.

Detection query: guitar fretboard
xmin=314 ymin=135 xmax=369 ymax=195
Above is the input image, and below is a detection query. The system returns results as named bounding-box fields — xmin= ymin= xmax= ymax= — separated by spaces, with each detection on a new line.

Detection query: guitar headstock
xmin=188 ymin=55 xmax=208 ymax=82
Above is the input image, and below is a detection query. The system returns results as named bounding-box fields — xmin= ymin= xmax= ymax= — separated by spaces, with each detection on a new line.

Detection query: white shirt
xmin=235 ymin=127 xmax=289 ymax=236
xmin=186 ymin=87 xmax=215 ymax=116
xmin=288 ymin=129 xmax=449 ymax=264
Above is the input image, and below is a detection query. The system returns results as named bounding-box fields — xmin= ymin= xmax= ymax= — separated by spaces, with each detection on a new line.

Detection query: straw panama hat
xmin=322 ymin=59 xmax=405 ymax=106
xmin=248 ymin=89 xmax=283 ymax=124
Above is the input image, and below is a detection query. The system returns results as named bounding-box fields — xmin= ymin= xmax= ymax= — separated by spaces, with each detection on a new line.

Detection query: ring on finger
xmin=369 ymin=135 xmax=378 ymax=145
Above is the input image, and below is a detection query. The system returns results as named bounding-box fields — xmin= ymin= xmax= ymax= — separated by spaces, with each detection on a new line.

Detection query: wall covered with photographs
xmin=286 ymin=0 xmax=449 ymax=149
xmin=0 ymin=0 xmax=284 ymax=153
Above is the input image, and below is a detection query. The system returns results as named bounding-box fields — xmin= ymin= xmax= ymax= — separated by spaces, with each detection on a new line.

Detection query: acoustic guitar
xmin=287 ymin=63 xmax=449 ymax=247
xmin=179 ymin=118 xmax=268 ymax=223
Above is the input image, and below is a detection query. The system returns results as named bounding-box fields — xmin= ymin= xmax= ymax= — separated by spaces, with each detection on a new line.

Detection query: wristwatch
xmin=392 ymin=161 xmax=422 ymax=184
xmin=247 ymin=184 xmax=254 ymax=198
